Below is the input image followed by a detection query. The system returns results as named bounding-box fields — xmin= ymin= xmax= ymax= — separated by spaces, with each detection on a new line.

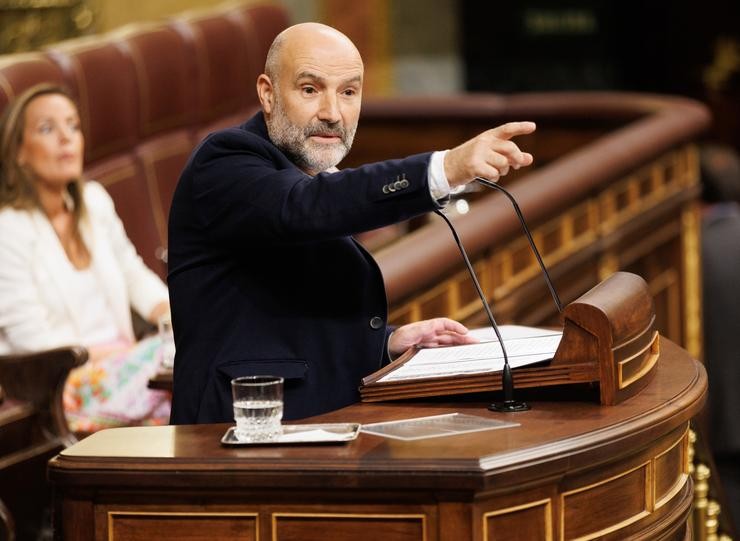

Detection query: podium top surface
xmin=49 ymin=339 xmax=705 ymax=492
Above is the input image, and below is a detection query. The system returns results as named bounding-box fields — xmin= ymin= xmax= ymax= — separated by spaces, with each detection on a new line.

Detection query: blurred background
xmin=1 ymin=0 xmax=738 ymax=149
xmin=0 ymin=1 xmax=738 ymax=538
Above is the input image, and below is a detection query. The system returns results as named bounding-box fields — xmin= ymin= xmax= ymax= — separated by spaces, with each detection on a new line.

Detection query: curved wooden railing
xmin=346 ymin=92 xmax=710 ymax=358
xmin=355 ymin=92 xmax=708 ymax=297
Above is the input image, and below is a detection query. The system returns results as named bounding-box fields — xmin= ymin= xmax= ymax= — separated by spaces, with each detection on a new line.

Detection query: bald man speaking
xmin=168 ymin=23 xmax=536 ymax=424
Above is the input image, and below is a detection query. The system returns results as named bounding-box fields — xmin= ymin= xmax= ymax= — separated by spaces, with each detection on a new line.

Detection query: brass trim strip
xmin=681 ymin=199 xmax=703 ymax=359
xmin=618 ymin=331 xmax=660 ymax=388
xmin=655 ymin=426 xmax=690 ymax=509
xmin=655 ymin=473 xmax=689 ymax=511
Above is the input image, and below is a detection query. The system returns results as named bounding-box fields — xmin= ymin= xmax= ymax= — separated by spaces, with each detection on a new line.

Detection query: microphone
xmin=475 ymin=177 xmax=563 ymax=313
xmin=433 ymin=209 xmax=530 ymax=412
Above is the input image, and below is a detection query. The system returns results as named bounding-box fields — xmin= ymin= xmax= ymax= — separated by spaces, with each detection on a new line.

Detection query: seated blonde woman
xmin=0 ymin=83 xmax=170 ymax=433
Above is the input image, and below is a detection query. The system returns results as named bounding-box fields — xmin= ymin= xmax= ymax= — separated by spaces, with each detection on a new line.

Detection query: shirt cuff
xmin=428 ymin=150 xmax=451 ymax=201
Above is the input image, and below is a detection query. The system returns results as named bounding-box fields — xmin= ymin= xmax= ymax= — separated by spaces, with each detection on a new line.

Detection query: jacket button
xmin=369 ymin=316 xmax=384 ymax=329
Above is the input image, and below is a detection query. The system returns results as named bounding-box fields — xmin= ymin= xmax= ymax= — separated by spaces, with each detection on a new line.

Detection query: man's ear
xmin=257 ymin=74 xmax=274 ymax=114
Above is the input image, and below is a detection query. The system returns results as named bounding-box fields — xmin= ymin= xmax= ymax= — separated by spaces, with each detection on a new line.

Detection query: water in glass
xmin=231 ymin=375 xmax=284 ymax=442
xmin=233 ymin=399 xmax=283 ymax=441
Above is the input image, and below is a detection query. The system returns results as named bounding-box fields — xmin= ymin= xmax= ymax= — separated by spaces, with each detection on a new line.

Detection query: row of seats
xmin=0 ymin=1 xmax=289 ymax=278
xmin=0 ymin=4 xmax=289 ymax=537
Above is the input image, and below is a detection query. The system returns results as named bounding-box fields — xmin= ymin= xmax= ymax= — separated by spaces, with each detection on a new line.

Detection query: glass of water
xmin=231 ymin=375 xmax=284 ymax=442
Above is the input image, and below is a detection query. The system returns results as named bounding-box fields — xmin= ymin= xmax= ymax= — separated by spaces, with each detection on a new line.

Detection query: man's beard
xmin=266 ymin=98 xmax=356 ymax=175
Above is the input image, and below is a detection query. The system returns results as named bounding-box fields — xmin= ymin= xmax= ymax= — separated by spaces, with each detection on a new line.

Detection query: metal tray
xmin=221 ymin=423 xmax=361 ymax=446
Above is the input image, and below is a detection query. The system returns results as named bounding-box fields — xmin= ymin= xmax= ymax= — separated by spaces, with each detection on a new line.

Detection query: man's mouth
xmin=309 ymin=133 xmax=342 ymax=143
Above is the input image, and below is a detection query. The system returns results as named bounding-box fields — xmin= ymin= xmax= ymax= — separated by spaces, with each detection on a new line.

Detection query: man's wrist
xmin=428 ymin=150 xmax=451 ymax=201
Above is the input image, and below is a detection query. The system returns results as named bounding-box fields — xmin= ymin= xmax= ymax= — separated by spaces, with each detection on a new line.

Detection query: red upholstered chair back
xmin=0 ymin=53 xmax=66 ymax=113
xmin=0 ymin=2 xmax=290 ymax=279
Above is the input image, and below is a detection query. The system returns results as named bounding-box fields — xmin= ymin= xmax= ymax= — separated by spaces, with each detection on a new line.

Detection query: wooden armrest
xmin=0 ymin=347 xmax=88 ymax=447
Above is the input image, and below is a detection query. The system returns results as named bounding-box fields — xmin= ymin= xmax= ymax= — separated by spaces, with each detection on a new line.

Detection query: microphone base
xmin=488 ymin=400 xmax=531 ymax=413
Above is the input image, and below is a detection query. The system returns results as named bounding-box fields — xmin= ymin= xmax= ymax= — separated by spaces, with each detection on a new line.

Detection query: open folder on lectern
xmin=360 ymin=272 xmax=662 ymax=406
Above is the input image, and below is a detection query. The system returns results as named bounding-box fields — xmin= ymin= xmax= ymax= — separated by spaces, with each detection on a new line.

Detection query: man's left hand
xmin=388 ymin=317 xmax=478 ymax=358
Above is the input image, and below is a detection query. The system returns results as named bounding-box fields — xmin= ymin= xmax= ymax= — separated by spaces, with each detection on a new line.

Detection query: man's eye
xmin=343 ymin=89 xmax=356 ymax=97
xmin=302 ymin=87 xmax=317 ymax=95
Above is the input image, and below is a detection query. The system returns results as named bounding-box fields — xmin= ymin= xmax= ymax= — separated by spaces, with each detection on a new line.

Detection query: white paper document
xmin=378 ymin=325 xmax=561 ymax=383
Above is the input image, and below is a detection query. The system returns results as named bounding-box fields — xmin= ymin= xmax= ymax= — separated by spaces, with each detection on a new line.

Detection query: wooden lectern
xmin=360 ymin=271 xmax=660 ymax=405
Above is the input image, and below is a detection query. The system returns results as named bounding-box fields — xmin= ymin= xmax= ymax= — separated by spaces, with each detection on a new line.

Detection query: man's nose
xmin=317 ymin=93 xmax=341 ymax=123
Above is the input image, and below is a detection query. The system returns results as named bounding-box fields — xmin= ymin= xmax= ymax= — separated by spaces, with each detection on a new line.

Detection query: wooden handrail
xmin=358 ymin=92 xmax=711 ymax=303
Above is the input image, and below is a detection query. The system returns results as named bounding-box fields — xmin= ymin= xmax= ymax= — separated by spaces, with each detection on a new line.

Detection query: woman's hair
xmin=0 ymin=83 xmax=86 ymax=221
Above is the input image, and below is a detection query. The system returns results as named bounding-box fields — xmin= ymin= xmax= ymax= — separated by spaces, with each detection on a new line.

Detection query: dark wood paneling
xmin=108 ymin=513 xmax=257 ymax=541
xmin=49 ymin=340 xmax=705 ymax=540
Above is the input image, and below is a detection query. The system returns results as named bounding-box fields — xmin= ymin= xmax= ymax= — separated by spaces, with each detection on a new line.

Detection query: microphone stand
xmin=434 ymin=209 xmax=530 ymax=412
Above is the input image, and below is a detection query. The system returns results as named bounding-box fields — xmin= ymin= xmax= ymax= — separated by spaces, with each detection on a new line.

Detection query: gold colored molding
xmin=706 ymin=500 xmax=721 ymax=541
xmin=618 ymin=331 xmax=660 ymax=389
xmin=688 ymin=429 xmax=696 ymax=475
xmin=654 ymin=425 xmax=690 ymax=509
xmin=680 ymin=144 xmax=703 ymax=359
xmin=693 ymin=463 xmax=711 ymax=541
xmin=681 ymin=201 xmax=703 ymax=359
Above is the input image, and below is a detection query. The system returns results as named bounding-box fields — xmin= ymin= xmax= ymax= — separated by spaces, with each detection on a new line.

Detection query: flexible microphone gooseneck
xmin=433 ymin=209 xmax=530 ymax=412
xmin=475 ymin=177 xmax=563 ymax=314
xmin=475 ymin=177 xmax=563 ymax=313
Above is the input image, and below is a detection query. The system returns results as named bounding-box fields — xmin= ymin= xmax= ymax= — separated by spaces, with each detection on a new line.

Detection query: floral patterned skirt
xmin=63 ymin=335 xmax=171 ymax=433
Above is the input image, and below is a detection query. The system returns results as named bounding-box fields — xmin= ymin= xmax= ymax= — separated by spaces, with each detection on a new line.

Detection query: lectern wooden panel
xmin=49 ymin=340 xmax=705 ymax=541
xmin=360 ymin=272 xmax=660 ymax=406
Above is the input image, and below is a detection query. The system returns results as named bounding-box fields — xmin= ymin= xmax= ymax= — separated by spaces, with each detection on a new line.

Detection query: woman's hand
xmin=147 ymin=301 xmax=170 ymax=326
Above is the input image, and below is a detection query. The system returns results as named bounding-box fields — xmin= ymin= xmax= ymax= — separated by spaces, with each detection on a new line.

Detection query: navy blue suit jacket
xmin=168 ymin=113 xmax=439 ymax=423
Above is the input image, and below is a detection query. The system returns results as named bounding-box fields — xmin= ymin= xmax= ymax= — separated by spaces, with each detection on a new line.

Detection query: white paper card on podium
xmin=377 ymin=325 xmax=562 ymax=384
xmin=361 ymin=413 xmax=519 ymax=441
